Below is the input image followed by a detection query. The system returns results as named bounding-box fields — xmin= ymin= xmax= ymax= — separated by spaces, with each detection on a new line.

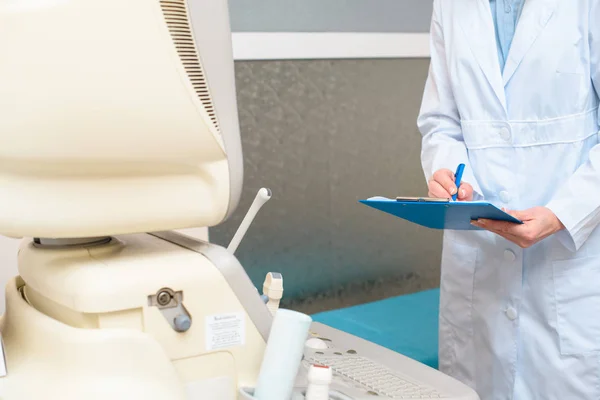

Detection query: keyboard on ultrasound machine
xmin=295 ymin=322 xmax=479 ymax=400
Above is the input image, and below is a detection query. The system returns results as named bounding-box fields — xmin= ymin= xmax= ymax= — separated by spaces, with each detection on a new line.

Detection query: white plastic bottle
xmin=305 ymin=364 xmax=332 ymax=400
xmin=253 ymin=309 xmax=312 ymax=400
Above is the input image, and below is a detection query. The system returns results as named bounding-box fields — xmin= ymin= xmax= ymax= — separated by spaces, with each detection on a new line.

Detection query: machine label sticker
xmin=205 ymin=312 xmax=246 ymax=351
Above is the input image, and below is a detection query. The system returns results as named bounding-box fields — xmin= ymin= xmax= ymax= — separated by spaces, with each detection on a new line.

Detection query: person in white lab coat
xmin=417 ymin=0 xmax=600 ymax=399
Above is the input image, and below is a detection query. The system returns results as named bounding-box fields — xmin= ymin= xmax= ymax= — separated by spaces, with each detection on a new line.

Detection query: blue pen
xmin=452 ymin=163 xmax=465 ymax=201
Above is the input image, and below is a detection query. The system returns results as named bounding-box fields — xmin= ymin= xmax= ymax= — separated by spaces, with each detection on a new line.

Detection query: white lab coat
xmin=418 ymin=0 xmax=600 ymax=399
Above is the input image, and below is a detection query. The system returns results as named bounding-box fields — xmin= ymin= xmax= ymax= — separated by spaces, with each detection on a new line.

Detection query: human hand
xmin=428 ymin=169 xmax=473 ymax=201
xmin=471 ymin=207 xmax=565 ymax=248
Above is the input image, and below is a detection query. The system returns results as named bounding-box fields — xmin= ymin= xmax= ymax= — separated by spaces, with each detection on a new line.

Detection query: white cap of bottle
xmin=305 ymin=364 xmax=332 ymax=400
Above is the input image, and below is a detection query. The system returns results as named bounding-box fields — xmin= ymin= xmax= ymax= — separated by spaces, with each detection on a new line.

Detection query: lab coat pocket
xmin=553 ymin=257 xmax=600 ymax=356
xmin=555 ymin=40 xmax=585 ymax=75
xmin=554 ymin=71 xmax=585 ymax=108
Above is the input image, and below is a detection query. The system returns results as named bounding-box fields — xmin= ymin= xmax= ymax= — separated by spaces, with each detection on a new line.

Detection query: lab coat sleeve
xmin=546 ymin=1 xmax=600 ymax=252
xmin=417 ymin=0 xmax=483 ymax=199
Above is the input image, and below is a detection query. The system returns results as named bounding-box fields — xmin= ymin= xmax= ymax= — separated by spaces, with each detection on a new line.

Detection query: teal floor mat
xmin=311 ymin=288 xmax=440 ymax=369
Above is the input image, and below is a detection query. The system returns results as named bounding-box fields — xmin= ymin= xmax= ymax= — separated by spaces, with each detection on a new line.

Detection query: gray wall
xmin=229 ymin=0 xmax=433 ymax=33
xmin=210 ymin=59 xmax=441 ymax=314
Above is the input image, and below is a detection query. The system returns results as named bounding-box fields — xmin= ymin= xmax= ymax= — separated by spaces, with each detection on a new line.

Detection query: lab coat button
xmin=499 ymin=127 xmax=511 ymax=141
xmin=499 ymin=191 xmax=511 ymax=203
xmin=506 ymin=307 xmax=518 ymax=320
xmin=504 ymin=249 xmax=516 ymax=262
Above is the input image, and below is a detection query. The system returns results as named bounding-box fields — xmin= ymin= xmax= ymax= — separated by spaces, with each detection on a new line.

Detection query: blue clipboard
xmin=360 ymin=196 xmax=522 ymax=230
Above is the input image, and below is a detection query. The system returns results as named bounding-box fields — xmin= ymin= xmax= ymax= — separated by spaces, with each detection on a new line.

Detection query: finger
xmin=428 ymin=180 xmax=452 ymax=198
xmin=491 ymin=230 xmax=530 ymax=248
xmin=433 ymin=169 xmax=454 ymax=180
xmin=474 ymin=223 xmax=528 ymax=247
xmin=433 ymin=169 xmax=458 ymax=196
xmin=472 ymin=219 xmax=539 ymax=247
xmin=471 ymin=219 xmax=520 ymax=239
xmin=472 ymin=218 xmax=509 ymax=232
xmin=458 ymin=182 xmax=474 ymax=201
xmin=500 ymin=207 xmax=534 ymax=221
xmin=472 ymin=218 xmax=525 ymax=234
xmin=508 ymin=210 xmax=533 ymax=221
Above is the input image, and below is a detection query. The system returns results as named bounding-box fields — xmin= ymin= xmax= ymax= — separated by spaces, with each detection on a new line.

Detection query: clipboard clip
xmin=395 ymin=196 xmax=450 ymax=203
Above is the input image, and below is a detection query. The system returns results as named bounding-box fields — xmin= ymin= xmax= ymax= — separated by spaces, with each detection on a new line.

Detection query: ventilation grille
xmin=160 ymin=0 xmax=220 ymax=133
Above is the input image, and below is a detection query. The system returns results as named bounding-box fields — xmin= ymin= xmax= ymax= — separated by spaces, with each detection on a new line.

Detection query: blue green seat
xmin=311 ymin=288 xmax=440 ymax=369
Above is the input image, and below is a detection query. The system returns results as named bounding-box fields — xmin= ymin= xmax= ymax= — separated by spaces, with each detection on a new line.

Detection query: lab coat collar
xmin=457 ymin=0 xmax=507 ymax=111
xmin=457 ymin=0 xmax=558 ymax=112
xmin=502 ymin=0 xmax=558 ymax=85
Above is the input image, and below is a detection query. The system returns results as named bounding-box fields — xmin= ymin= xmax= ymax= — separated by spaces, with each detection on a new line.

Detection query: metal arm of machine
xmin=227 ymin=188 xmax=272 ymax=254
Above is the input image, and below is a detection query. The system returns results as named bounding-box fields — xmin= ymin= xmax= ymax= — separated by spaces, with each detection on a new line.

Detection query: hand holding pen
xmin=427 ymin=163 xmax=473 ymax=201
